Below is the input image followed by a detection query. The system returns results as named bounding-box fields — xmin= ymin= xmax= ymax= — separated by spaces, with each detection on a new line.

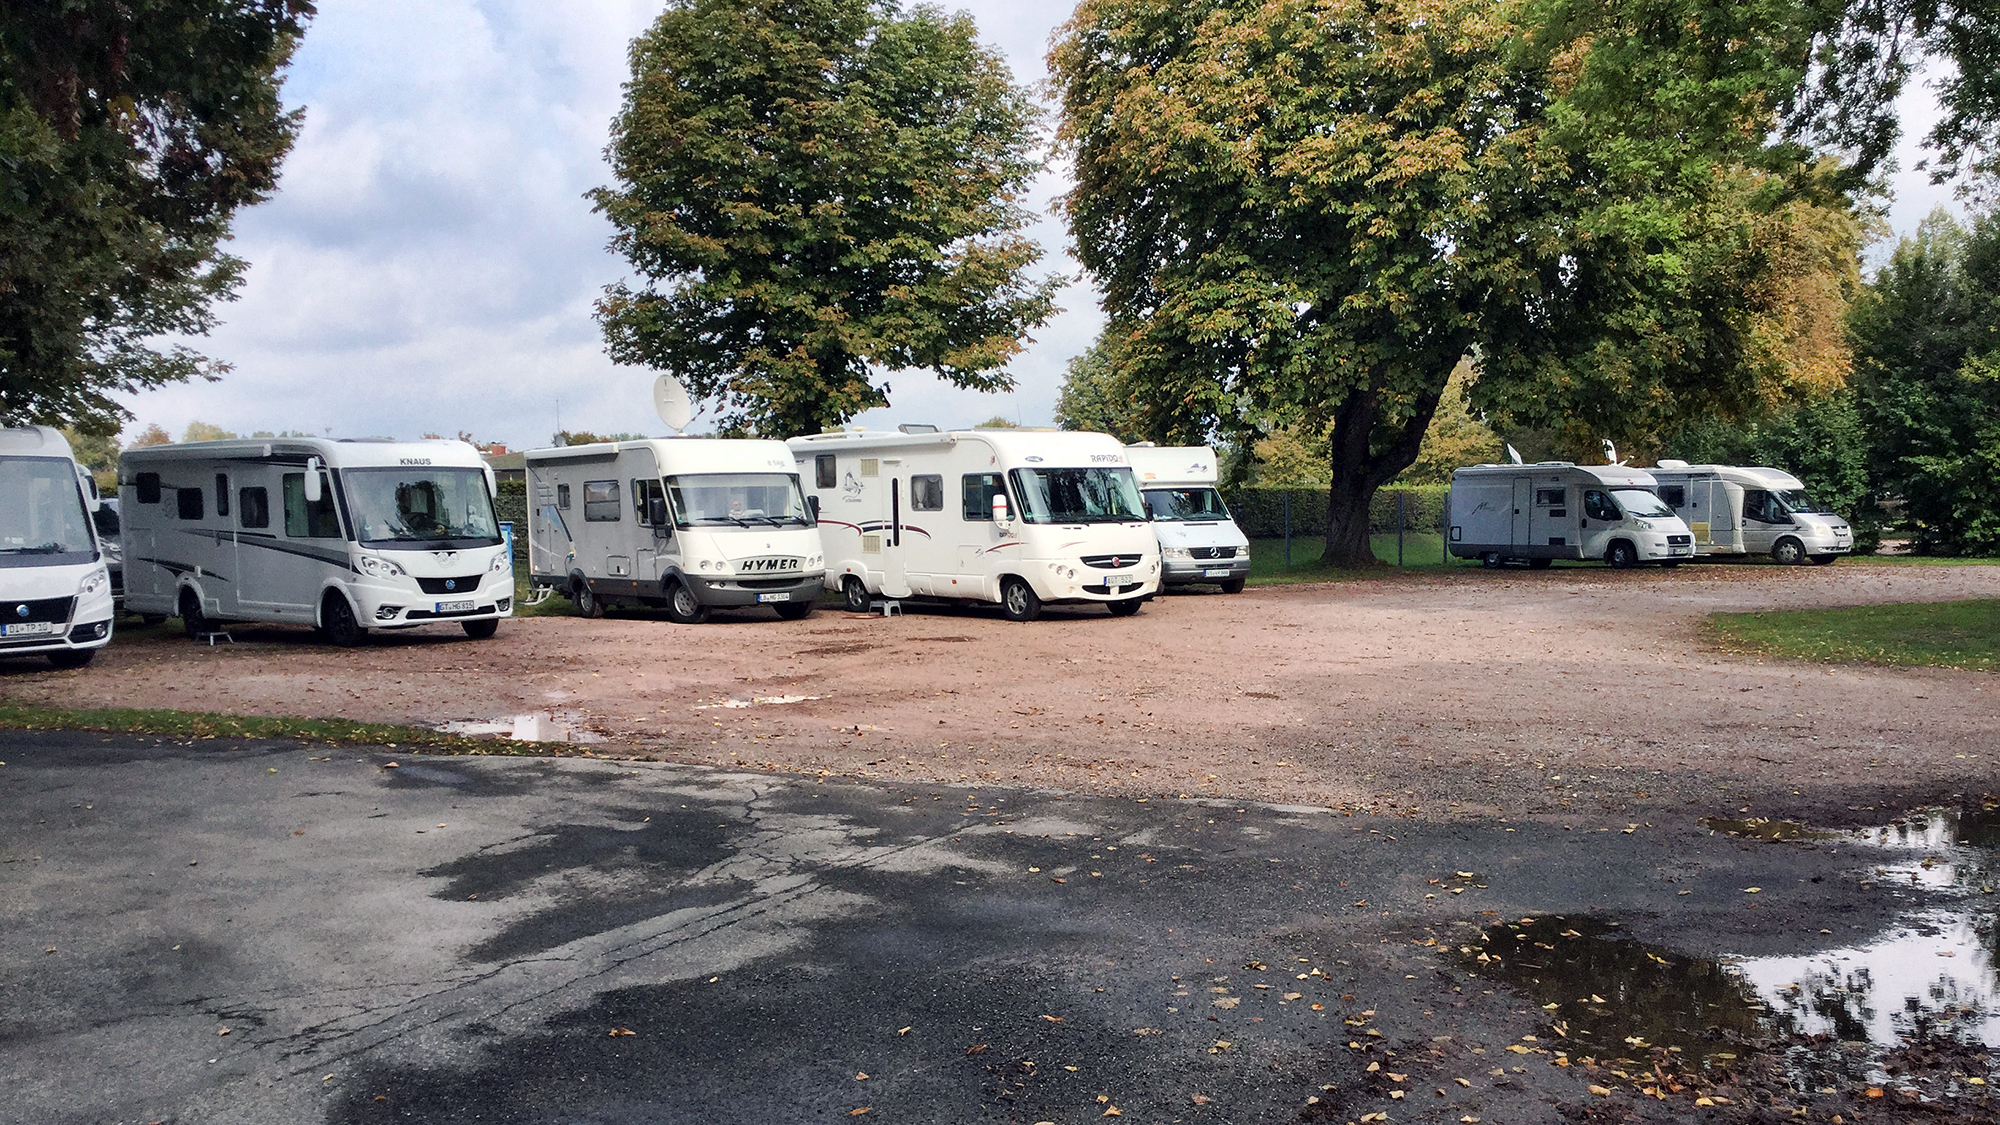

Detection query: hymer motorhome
xmin=120 ymin=438 xmax=512 ymax=644
xmin=789 ymin=426 xmax=1161 ymax=621
xmin=525 ymin=438 xmax=824 ymax=623
xmin=1646 ymin=461 xmax=1854 ymax=564
xmin=0 ymin=426 xmax=114 ymax=667
xmin=1449 ymin=462 xmax=1694 ymax=568
xmin=1127 ymin=444 xmax=1250 ymax=592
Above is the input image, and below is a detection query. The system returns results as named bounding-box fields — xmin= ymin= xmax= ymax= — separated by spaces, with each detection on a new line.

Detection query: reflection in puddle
xmin=437 ymin=714 xmax=606 ymax=743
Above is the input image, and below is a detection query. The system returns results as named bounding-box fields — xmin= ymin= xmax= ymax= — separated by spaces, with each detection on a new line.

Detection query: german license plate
xmin=436 ymin=599 xmax=474 ymax=613
xmin=757 ymin=591 xmax=791 ymax=603
xmin=0 ymin=620 xmax=57 ymax=637
xmin=1203 ymin=568 xmax=1231 ymax=577
xmin=1669 ymin=547 xmax=1690 ymax=556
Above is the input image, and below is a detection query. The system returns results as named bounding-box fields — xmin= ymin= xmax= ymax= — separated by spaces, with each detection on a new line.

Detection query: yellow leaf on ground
xmin=849 ymin=1109 xmax=870 ymax=1117
xmin=1588 ymin=1085 xmax=1612 ymax=1096
xmin=1744 ymin=887 xmax=1761 ymax=894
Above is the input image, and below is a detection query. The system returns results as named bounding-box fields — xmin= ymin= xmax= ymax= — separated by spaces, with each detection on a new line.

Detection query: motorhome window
xmin=632 ymin=478 xmax=667 ymax=526
xmin=910 ymin=474 xmax=943 ymax=512
xmin=136 ymin=472 xmax=161 ymax=504
xmin=962 ymin=473 xmax=1007 ymax=520
xmin=0 ymin=455 xmax=96 ymax=563
xmin=1534 ymin=488 xmax=1565 ymax=506
xmin=1658 ymin=485 xmax=1686 ymax=508
xmin=239 ymin=487 xmax=270 ymax=529
xmin=1774 ymin=488 xmax=1825 ymax=515
xmin=583 ymin=480 xmax=621 ymax=522
xmin=282 ymin=473 xmax=343 ymax=538
xmin=1142 ymin=487 xmax=1228 ymax=521
xmin=1008 ymin=467 xmax=1145 ymax=524
xmin=557 ymin=483 xmax=571 ymax=509
xmin=1610 ymin=489 xmax=1674 ymax=519
xmin=816 ymin=454 xmax=836 ymax=489
xmin=92 ymin=503 xmax=120 ymax=537
xmin=215 ymin=474 xmax=230 ymax=517
xmin=176 ymin=488 xmax=204 ymax=520
xmin=663 ymin=473 xmax=812 ymax=528
xmin=344 ymin=467 xmax=501 ymax=547
xmin=1582 ymin=490 xmax=1621 ymax=521
xmin=1742 ymin=489 xmax=1781 ymax=522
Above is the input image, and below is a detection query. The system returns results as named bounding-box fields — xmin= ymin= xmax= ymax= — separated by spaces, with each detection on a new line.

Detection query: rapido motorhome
xmin=0 ymin=426 xmax=113 ymax=667
xmin=1449 ymin=462 xmax=1694 ymax=568
xmin=1126 ymin=444 xmax=1251 ymax=592
xmin=120 ymin=438 xmax=512 ymax=644
xmin=1645 ymin=461 xmax=1854 ymax=564
xmin=524 ymin=438 xmax=824 ymax=623
xmin=789 ymin=426 xmax=1161 ymax=621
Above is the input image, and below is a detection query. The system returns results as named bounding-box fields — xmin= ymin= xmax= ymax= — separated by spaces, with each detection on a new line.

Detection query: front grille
xmin=1667 ymin=535 xmax=1692 ymax=545
xmin=3 ymin=596 xmax=74 ymax=625
xmin=1189 ymin=546 xmax=1237 ymax=560
xmin=1080 ymin=554 xmax=1143 ymax=569
xmin=737 ymin=577 xmax=800 ymax=590
xmin=407 ymin=603 xmax=496 ymax=620
xmin=416 ymin=575 xmax=484 ymax=595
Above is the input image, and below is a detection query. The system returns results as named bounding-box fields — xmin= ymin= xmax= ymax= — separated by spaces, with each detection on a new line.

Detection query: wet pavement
xmin=2 ymin=730 xmax=1996 ymax=1124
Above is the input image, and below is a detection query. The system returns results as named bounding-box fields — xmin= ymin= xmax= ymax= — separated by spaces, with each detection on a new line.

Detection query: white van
xmin=1646 ymin=461 xmax=1853 ymax=564
xmin=789 ymin=426 xmax=1161 ymax=621
xmin=525 ymin=438 xmax=824 ymax=623
xmin=120 ymin=438 xmax=511 ymax=645
xmin=1449 ymin=462 xmax=1694 ymax=568
xmin=0 ymin=426 xmax=114 ymax=667
xmin=1127 ymin=444 xmax=1250 ymax=593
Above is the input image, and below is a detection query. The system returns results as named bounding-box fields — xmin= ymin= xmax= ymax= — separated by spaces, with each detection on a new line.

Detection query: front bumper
xmin=685 ymin=572 xmax=825 ymax=608
xmin=1162 ymin=557 xmax=1250 ymax=585
xmin=351 ymin=574 xmax=514 ymax=627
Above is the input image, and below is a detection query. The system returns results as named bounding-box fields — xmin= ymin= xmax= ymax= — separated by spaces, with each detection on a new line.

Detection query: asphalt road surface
xmin=0 ymin=730 xmax=1984 ymax=1124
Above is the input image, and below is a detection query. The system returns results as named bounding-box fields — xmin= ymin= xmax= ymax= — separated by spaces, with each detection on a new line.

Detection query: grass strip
xmin=0 ymin=702 xmax=555 ymax=755
xmin=1707 ymin=598 xmax=2000 ymax=672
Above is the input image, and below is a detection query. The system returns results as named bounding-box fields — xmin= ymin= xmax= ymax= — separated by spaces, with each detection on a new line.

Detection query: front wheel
xmin=1106 ymin=597 xmax=1142 ymax=617
xmin=1219 ymin=577 xmax=1246 ymax=594
xmin=461 ymin=618 xmax=499 ymax=639
xmin=320 ymin=593 xmax=365 ymax=647
xmin=1606 ymin=541 xmax=1638 ymax=569
xmin=774 ymin=601 xmax=813 ymax=621
xmin=1771 ymin=537 xmax=1807 ymax=565
xmin=572 ymin=577 xmax=605 ymax=618
xmin=1481 ymin=551 xmax=1504 ymax=569
xmin=47 ymin=648 xmax=96 ymax=670
xmin=664 ymin=580 xmax=709 ymax=624
xmin=841 ymin=575 xmax=871 ymax=614
xmin=1000 ymin=576 xmax=1042 ymax=622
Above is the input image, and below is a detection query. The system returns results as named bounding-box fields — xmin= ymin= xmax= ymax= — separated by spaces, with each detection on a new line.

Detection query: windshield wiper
xmin=0 ymin=543 xmax=68 ymax=554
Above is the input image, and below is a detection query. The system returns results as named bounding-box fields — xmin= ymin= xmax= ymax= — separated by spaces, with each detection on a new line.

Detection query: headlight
xmin=78 ymin=567 xmax=108 ymax=597
xmin=358 ymin=555 xmax=405 ymax=579
xmin=1161 ymin=546 xmax=1192 ymax=559
xmin=489 ymin=552 xmax=511 ymax=573
xmin=1634 ymin=520 xmax=1655 ymax=532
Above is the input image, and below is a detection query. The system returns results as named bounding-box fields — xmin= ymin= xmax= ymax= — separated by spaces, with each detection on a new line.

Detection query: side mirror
xmin=649 ymin=496 xmax=668 ymax=526
xmin=304 ymin=457 xmax=323 ymax=503
xmin=992 ymin=493 xmax=1012 ymax=530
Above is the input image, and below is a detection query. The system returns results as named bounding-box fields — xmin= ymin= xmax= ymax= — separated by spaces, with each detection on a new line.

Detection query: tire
xmin=664 ymin=580 xmax=709 ymax=625
xmin=46 ymin=648 xmax=96 ymax=670
xmin=320 ymin=593 xmax=365 ymax=648
xmin=774 ymin=601 xmax=814 ymax=621
xmin=841 ymin=575 xmax=871 ymax=614
xmin=1528 ymin=558 xmax=1554 ymax=570
xmin=1219 ymin=578 xmax=1246 ymax=594
xmin=1808 ymin=554 xmax=1839 ymax=566
xmin=1606 ymin=541 xmax=1638 ymax=569
xmin=1771 ymin=537 xmax=1807 ymax=565
xmin=178 ymin=588 xmax=209 ymax=640
xmin=1481 ymin=551 xmax=1504 ymax=569
xmin=573 ymin=576 xmax=605 ymax=618
xmin=1106 ymin=597 xmax=1142 ymax=617
xmin=1000 ymin=576 xmax=1042 ymax=622
xmin=461 ymin=618 xmax=499 ymax=639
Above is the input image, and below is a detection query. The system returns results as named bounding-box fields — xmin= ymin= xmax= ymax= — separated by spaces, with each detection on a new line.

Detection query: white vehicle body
xmin=119 ymin=438 xmax=512 ymax=642
xmin=525 ymin=438 xmax=825 ymax=622
xmin=0 ymin=426 xmax=114 ymax=665
xmin=1449 ymin=462 xmax=1695 ymax=568
xmin=789 ymin=427 xmax=1160 ymax=620
xmin=1127 ymin=444 xmax=1250 ymax=592
xmin=1646 ymin=461 xmax=1854 ymax=564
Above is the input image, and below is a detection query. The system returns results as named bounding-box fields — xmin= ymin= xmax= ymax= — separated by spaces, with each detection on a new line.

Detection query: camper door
xmin=626 ymin=448 xmax=671 ymax=583
xmin=875 ymin=457 xmax=912 ymax=598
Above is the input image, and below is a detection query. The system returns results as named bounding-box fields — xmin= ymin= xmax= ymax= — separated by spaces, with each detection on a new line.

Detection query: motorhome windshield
xmin=666 ymin=473 xmax=811 ymax=528
xmin=1143 ymin=487 xmax=1229 ymax=521
xmin=1009 ymin=466 xmax=1145 ymax=524
xmin=0 ymin=455 xmax=95 ymax=566
xmin=1611 ymin=489 xmax=1675 ymax=518
xmin=343 ymin=467 xmax=500 ymax=549
xmin=1775 ymin=488 xmax=1828 ymax=514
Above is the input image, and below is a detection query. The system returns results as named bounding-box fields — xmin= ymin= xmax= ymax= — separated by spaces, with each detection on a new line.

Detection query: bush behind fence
xmin=1221 ymin=485 xmax=1448 ymax=539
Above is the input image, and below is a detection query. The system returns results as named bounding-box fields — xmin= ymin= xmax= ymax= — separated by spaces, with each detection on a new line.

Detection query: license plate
xmin=1 ymin=621 xmax=57 ymax=637
xmin=757 ymin=591 xmax=791 ymax=603
xmin=1203 ymin=568 xmax=1231 ymax=577
xmin=436 ymin=599 xmax=474 ymax=613
xmin=1669 ymin=547 xmax=1690 ymax=556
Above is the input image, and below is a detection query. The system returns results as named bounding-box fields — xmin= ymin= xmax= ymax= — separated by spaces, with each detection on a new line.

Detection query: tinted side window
xmin=632 ymin=478 xmax=666 ymax=526
xmin=910 ymin=474 xmax=943 ymax=511
xmin=583 ymin=480 xmax=620 ymax=522
xmin=556 ymin=483 xmax=571 ymax=509
xmin=136 ymin=472 xmax=162 ymax=504
xmin=816 ymin=454 xmax=836 ymax=489
xmin=282 ymin=473 xmax=342 ymax=537
xmin=176 ymin=487 xmax=204 ymax=520
xmin=239 ymin=486 xmax=270 ymax=529
xmin=963 ymin=473 xmax=1006 ymax=520
xmin=1659 ymin=485 xmax=1685 ymax=508
xmin=1582 ymin=489 xmax=1620 ymax=522
xmin=215 ymin=473 xmax=230 ymax=517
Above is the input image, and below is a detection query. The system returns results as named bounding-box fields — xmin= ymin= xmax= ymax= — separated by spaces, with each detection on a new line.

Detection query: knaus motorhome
xmin=1126 ymin=444 xmax=1250 ymax=592
xmin=1449 ymin=462 xmax=1694 ymax=568
xmin=120 ymin=438 xmax=512 ymax=645
xmin=525 ymin=438 xmax=824 ymax=623
xmin=789 ymin=426 xmax=1161 ymax=621
xmin=0 ymin=426 xmax=113 ymax=666
xmin=1646 ymin=461 xmax=1853 ymax=564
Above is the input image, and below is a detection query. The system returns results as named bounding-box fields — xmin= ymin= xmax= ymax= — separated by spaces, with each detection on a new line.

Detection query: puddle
xmin=693 ymin=695 xmax=824 ymax=710
xmin=1701 ymin=816 xmax=1835 ymax=841
xmin=438 ymin=714 xmax=606 ymax=743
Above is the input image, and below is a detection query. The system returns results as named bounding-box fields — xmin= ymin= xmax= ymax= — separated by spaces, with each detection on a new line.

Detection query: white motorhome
xmin=1127 ymin=444 xmax=1250 ymax=593
xmin=1449 ymin=462 xmax=1694 ymax=568
xmin=525 ymin=438 xmax=824 ymax=623
xmin=0 ymin=426 xmax=114 ymax=667
xmin=1646 ymin=461 xmax=1853 ymax=564
xmin=788 ymin=426 xmax=1161 ymax=621
xmin=120 ymin=438 xmax=511 ymax=645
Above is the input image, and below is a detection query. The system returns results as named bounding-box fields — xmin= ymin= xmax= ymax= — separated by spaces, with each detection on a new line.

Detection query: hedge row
xmin=1220 ymin=485 xmax=1448 ymax=538
xmin=496 ymin=479 xmax=529 ymax=563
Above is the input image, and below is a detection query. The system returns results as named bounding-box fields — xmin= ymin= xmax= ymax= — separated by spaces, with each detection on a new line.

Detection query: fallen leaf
xmin=216 ymin=1028 xmax=231 ymax=1037
xmin=1101 ymin=1108 xmax=1121 ymax=1118
xmin=849 ymin=1109 xmax=871 ymax=1117
xmin=897 ymin=1026 xmax=912 ymax=1036
xmin=965 ymin=1044 xmax=988 ymax=1055
xmin=1455 ymin=1075 xmax=1472 ymax=1087
xmin=1744 ymin=887 xmax=1761 ymax=894
xmin=1460 ymin=1117 xmax=1481 ymax=1123
xmin=1695 ymin=1097 xmax=1714 ymax=1107
xmin=1191 ymin=1095 xmax=1211 ymax=1105
xmin=1865 ymin=1088 xmax=1884 ymax=1099
xmin=1042 ymin=1015 xmax=1064 ymax=1023
xmin=1588 ymin=1085 xmax=1612 ymax=1096
xmin=855 ymin=1072 xmax=868 ymax=1081
xmin=1969 ymin=1077 xmax=1987 ymax=1086
xmin=1283 ymin=992 xmax=1302 ymax=1000
xmin=1213 ymin=997 xmax=1240 ymax=1009
xmin=383 ymin=762 xmax=398 ymax=768
xmin=1390 ymin=1090 xmax=1405 ymax=1099
xmin=608 ymin=1028 xmax=636 ymax=1037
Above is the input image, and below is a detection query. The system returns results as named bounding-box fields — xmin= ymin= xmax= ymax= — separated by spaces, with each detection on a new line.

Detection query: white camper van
xmin=120 ymin=438 xmax=512 ymax=645
xmin=1127 ymin=444 xmax=1250 ymax=593
xmin=525 ymin=438 xmax=824 ymax=623
xmin=1449 ymin=462 xmax=1694 ymax=568
xmin=788 ymin=426 xmax=1161 ymax=621
xmin=1646 ymin=461 xmax=1853 ymax=564
xmin=0 ymin=426 xmax=114 ymax=667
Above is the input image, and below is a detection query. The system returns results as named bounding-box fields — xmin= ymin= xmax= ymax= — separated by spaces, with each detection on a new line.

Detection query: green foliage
xmin=1708 ymin=599 xmax=2000 ymax=672
xmin=181 ymin=421 xmax=238 ymax=443
xmin=127 ymin=423 xmax=172 ymax=448
xmin=1222 ymin=485 xmax=1447 ymax=538
xmin=1397 ymin=360 xmax=1505 ymax=485
xmin=973 ymin=415 xmax=1019 ymax=429
xmin=1659 ymin=392 xmax=1880 ymax=549
xmin=0 ymin=1 xmax=313 ymax=431
xmin=555 ymin=431 xmax=647 ymax=447
xmin=1052 ymin=341 xmax=1145 ymax=441
xmin=592 ymin=0 xmax=1061 ymax=438
xmin=60 ymin=426 xmax=119 ymax=471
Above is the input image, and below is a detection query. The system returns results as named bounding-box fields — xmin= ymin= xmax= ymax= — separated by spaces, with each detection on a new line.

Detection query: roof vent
xmin=897 ymin=423 xmax=939 ymax=434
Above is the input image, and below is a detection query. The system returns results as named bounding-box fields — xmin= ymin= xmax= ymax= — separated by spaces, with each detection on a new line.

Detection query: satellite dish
xmin=653 ymin=374 xmax=693 ymax=434
xmin=1505 ymin=443 xmax=1523 ymax=465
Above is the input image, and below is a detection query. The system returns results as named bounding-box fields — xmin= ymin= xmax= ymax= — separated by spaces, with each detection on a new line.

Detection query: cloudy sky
xmin=119 ymin=0 xmax=1962 ymax=449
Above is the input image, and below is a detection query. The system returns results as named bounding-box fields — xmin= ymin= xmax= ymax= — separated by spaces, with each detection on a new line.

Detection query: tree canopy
xmin=0 ymin=1 xmax=312 ymax=431
xmin=592 ymin=0 xmax=1062 ymax=438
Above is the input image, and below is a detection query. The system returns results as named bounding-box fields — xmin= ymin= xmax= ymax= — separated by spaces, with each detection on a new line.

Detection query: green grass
xmin=1247 ymin=532 xmax=1464 ymax=582
xmin=0 ymin=701 xmax=557 ymax=754
xmin=1707 ymin=598 xmax=2000 ymax=672
xmin=1832 ymin=554 xmax=2000 ymax=567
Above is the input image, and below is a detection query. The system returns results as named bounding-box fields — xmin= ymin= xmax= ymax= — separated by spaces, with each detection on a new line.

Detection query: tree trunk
xmin=1318 ymin=383 xmax=1445 ymax=567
